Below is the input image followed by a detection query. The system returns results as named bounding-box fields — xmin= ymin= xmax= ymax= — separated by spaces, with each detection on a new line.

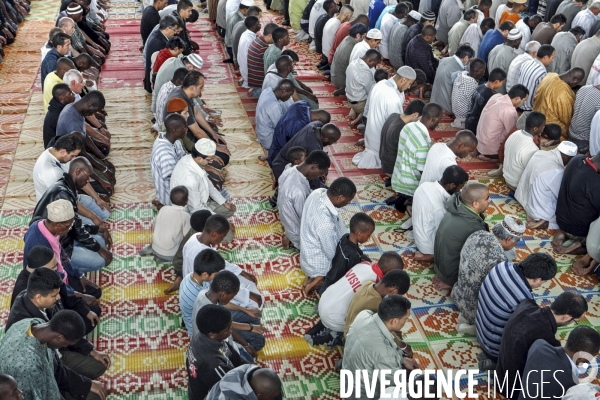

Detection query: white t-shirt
xmin=419 ymin=143 xmax=457 ymax=185
xmin=502 ymin=130 xmax=539 ymax=189
xmin=309 ymin=0 xmax=326 ymax=38
xmin=33 ymin=149 xmax=70 ymax=201
xmin=412 ymin=181 xmax=451 ymax=255
xmin=318 ymin=262 xmax=384 ymax=332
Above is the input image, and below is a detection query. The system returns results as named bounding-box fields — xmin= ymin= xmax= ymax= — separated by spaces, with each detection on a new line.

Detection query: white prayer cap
xmin=67 ymin=3 xmax=83 ymax=14
xmin=186 ymin=53 xmax=204 ymax=69
xmin=408 ymin=10 xmax=421 ymax=20
xmin=194 ymin=138 xmax=216 ymax=157
xmin=397 ymin=66 xmax=417 ymax=80
xmin=563 ymin=384 xmax=600 ymax=400
xmin=507 ymin=29 xmax=523 ymax=41
xmin=240 ymin=0 xmax=254 ymax=7
xmin=557 ymin=140 xmax=578 ymax=157
xmin=47 ymin=199 xmax=75 ymax=223
xmin=500 ymin=215 xmax=525 ymax=237
xmin=366 ymin=29 xmax=383 ymax=40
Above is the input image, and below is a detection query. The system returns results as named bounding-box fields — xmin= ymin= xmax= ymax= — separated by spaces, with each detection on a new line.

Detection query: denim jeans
xmin=71 ymin=234 xmax=107 ymax=273
xmin=78 ymin=194 xmax=111 ymax=226
xmin=231 ymin=310 xmax=265 ymax=351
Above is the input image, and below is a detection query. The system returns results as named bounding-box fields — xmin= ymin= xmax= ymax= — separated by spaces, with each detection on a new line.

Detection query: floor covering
xmin=0 ymin=0 xmax=597 ymax=399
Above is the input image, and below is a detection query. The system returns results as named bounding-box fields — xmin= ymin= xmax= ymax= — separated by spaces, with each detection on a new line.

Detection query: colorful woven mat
xmin=0 ymin=1 xmax=598 ymax=400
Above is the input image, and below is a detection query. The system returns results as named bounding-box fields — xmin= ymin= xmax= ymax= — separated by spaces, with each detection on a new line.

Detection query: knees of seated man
xmin=68 ymin=276 xmax=103 ymax=300
xmin=59 ymin=350 xmax=107 ymax=381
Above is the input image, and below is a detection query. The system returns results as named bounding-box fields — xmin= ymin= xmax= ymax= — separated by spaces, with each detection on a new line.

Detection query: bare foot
xmin=572 ymin=255 xmax=594 ymax=276
xmin=348 ymin=109 xmax=356 ymax=119
xmin=349 ymin=113 xmax=363 ymax=126
xmin=526 ymin=219 xmax=549 ymax=229
xmin=303 ymin=276 xmax=324 ymax=296
xmin=555 ymin=240 xmax=583 ymax=254
xmin=551 ymin=231 xmax=566 ymax=252
xmin=164 ymin=276 xmax=183 ymax=295
xmin=432 ymin=275 xmax=452 ymax=291
xmin=258 ymin=154 xmax=268 ymax=161
xmin=282 ymin=235 xmax=291 ymax=250
xmin=414 ymin=251 xmax=434 ymax=262
xmin=152 ymin=199 xmax=164 ymax=212
xmin=356 ymin=138 xmax=365 ymax=147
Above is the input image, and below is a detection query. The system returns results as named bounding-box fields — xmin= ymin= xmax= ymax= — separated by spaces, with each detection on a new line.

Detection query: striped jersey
xmin=391 ymin=121 xmax=432 ymax=196
xmin=247 ymin=35 xmax=269 ymax=89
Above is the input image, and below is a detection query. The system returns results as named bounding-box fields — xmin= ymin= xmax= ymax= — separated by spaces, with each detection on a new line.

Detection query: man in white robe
xmin=515 ymin=141 xmax=577 ymax=229
xmin=352 ymin=66 xmax=416 ymax=169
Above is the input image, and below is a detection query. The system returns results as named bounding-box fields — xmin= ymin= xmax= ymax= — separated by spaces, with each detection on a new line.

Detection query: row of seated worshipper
xmin=0 ymin=0 xmax=31 ymax=62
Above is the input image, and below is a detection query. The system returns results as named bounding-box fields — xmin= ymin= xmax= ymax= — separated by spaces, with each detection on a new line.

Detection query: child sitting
xmin=269 ymin=146 xmax=307 ymax=208
xmin=192 ymin=270 xmax=265 ymax=360
xmin=152 ymin=36 xmax=186 ymax=83
xmin=179 ymin=248 xmax=225 ymax=337
xmin=319 ymin=212 xmax=375 ymax=293
xmin=140 ymin=186 xmax=191 ymax=263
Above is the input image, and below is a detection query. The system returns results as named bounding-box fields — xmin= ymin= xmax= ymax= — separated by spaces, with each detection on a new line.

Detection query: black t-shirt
xmin=379 ymin=113 xmax=406 ymax=175
xmin=556 ymin=155 xmax=600 ymax=237
xmin=321 ymin=233 xmax=363 ymax=292
xmin=465 ymin=84 xmax=494 ymax=134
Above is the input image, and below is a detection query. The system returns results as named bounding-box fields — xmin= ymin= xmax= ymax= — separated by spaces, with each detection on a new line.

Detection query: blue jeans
xmin=231 ymin=310 xmax=265 ymax=351
xmin=78 ymin=195 xmax=111 ymax=226
xmin=71 ymin=234 xmax=107 ymax=273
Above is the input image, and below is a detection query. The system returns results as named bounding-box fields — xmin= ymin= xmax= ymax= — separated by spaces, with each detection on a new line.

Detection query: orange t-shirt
xmin=499 ymin=9 xmax=521 ymax=25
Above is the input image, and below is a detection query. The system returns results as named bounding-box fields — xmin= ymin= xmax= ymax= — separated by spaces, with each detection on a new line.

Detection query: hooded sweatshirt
xmin=433 ymin=192 xmax=489 ymax=286
xmin=204 ymin=364 xmax=261 ymax=400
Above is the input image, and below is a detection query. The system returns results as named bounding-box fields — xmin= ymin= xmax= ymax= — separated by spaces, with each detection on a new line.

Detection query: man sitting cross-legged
xmin=300 ymin=177 xmax=357 ymax=295
xmin=278 ymin=150 xmax=331 ymax=250
xmin=191 ymin=270 xmax=265 ymax=360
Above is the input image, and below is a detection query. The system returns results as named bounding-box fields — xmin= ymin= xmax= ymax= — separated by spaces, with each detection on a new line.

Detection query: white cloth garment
xmin=322 ymin=18 xmax=341 ymax=61
xmin=309 ymin=0 xmax=327 ymax=38
xmin=419 ymin=143 xmax=457 ymax=184
xmin=238 ymin=30 xmax=256 ymax=88
xmin=502 ymin=130 xmax=540 ymax=188
xmin=412 ymin=181 xmax=451 ymax=255
xmin=33 ymin=149 xmax=69 ymax=201
xmin=352 ymin=78 xmax=405 ymax=169
xmin=170 ymin=155 xmax=227 ymax=213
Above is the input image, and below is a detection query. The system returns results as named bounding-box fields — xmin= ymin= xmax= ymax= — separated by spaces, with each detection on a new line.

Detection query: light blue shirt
xmin=255 ymin=87 xmax=289 ymax=150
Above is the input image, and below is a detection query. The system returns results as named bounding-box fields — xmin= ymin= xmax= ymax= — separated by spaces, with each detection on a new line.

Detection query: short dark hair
xmin=543 ymin=123 xmax=562 ymax=140
xmin=537 ymin=44 xmax=555 ymax=58
xmin=166 ymin=36 xmax=185 ymax=50
xmin=49 ymin=310 xmax=86 ymax=341
xmin=551 ymin=291 xmax=588 ymax=319
xmin=190 ymin=210 xmax=213 ymax=232
xmin=378 ymin=294 xmax=411 ymax=322
xmin=380 ymin=270 xmax=411 ymax=294
xmin=422 ymin=102 xmax=442 ymax=120
xmin=508 ymin=84 xmax=529 ymax=99
xmin=422 ymin=25 xmax=437 ymax=36
xmin=263 ymin=22 xmax=279 ymax=36
xmin=395 ymin=2 xmax=408 ymax=14
xmin=177 ymin=0 xmax=193 ymax=11
xmin=413 ymin=69 xmax=427 ymax=86
xmin=328 ymin=177 xmax=357 ymax=199
xmin=82 ymin=90 xmax=105 ymax=109
xmin=247 ymin=5 xmax=262 ymax=16
xmin=349 ymin=212 xmax=375 ymax=234
xmin=281 ymin=49 xmax=299 ymax=62
xmin=379 ymin=251 xmax=404 ymax=271
xmin=440 ymin=165 xmax=469 ymax=186
xmin=27 ymin=266 xmax=61 ymax=299
xmin=519 ymin=253 xmax=557 ymax=281
xmin=193 ymin=248 xmax=226 ymax=275
xmin=170 ymin=185 xmax=188 ymax=206
xmin=210 ymin=270 xmax=240 ymax=294
xmin=566 ymin=326 xmax=600 ymax=355
xmin=349 ymin=22 xmax=368 ymax=36
xmin=404 ymin=99 xmax=425 ymax=116
xmin=549 ymin=13 xmax=566 ymax=24
xmin=455 ymin=44 xmax=475 ymax=59
xmin=159 ymin=14 xmax=180 ymax=30
xmin=245 ymin=15 xmax=259 ymax=29
xmin=481 ymin=17 xmax=495 ymax=30
xmin=304 ymin=149 xmax=331 ymax=170
xmin=182 ymin=70 xmax=204 ymax=88
xmin=172 ymin=67 xmax=189 ymax=84
xmin=469 ymin=58 xmax=485 ymax=73
xmin=286 ymin=146 xmax=307 ymax=164
xmin=374 ymin=68 xmax=389 ymax=82
xmin=275 ymin=55 xmax=293 ymax=72
xmin=203 ymin=214 xmax=230 ymax=235
xmin=52 ymin=82 xmax=72 ymax=101
xmin=54 ymin=132 xmax=84 ymax=153
xmin=196 ymin=304 xmax=232 ymax=335
xmin=52 ymin=32 xmax=71 ymax=47
xmin=464 ymin=9 xmax=477 ymax=20
xmin=188 ymin=8 xmax=199 ymax=22
xmin=26 ymin=245 xmax=55 ymax=269
xmin=498 ymin=21 xmax=515 ymax=31
xmin=364 ymin=48 xmax=382 ymax=61
xmin=489 ymin=67 xmax=507 ymax=82
xmin=323 ymin=0 xmax=337 ymax=12
xmin=570 ymin=26 xmax=586 ymax=36
xmin=525 ymin=111 xmax=546 ymax=131
xmin=272 ymin=27 xmax=289 ymax=43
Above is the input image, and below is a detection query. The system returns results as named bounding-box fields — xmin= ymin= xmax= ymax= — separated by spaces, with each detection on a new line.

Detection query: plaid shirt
xmin=452 ymin=71 xmax=479 ymax=119
xmin=404 ymin=35 xmax=438 ymax=84
xmin=299 ymin=188 xmax=348 ymax=278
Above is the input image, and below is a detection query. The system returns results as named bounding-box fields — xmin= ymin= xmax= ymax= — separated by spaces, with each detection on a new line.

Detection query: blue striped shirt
xmin=179 ymin=273 xmax=210 ymax=337
xmin=517 ymin=58 xmax=547 ymax=111
xmin=475 ymin=261 xmax=533 ymax=359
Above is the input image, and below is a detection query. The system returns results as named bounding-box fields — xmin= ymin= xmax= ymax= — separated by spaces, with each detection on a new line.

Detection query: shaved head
xmin=250 ymin=368 xmax=282 ymax=399
xmin=455 ymin=130 xmax=477 ymax=146
xmin=68 ymin=156 xmax=92 ymax=174
xmin=320 ymin=123 xmax=341 ymax=143
xmin=311 ymin=109 xmax=331 ymax=124
xmin=461 ymin=182 xmax=489 ymax=205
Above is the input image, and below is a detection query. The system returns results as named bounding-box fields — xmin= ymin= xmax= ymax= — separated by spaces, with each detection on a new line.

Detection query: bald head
xmin=250 ymin=368 xmax=282 ymax=400
xmin=311 ymin=109 xmax=331 ymax=124
xmin=561 ymin=67 xmax=585 ymax=88
xmin=448 ymin=129 xmax=478 ymax=158
xmin=68 ymin=156 xmax=92 ymax=174
xmin=275 ymin=55 xmax=293 ymax=73
xmin=274 ymin=79 xmax=295 ymax=100
xmin=164 ymin=113 xmax=187 ymax=131
xmin=320 ymin=123 xmax=341 ymax=145
xmin=461 ymin=182 xmax=489 ymax=213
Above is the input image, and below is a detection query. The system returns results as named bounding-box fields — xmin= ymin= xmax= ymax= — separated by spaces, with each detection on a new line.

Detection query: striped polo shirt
xmin=475 ymin=261 xmax=533 ymax=359
xmin=247 ymin=35 xmax=269 ymax=89
xmin=391 ymin=121 xmax=432 ymax=197
xmin=568 ymin=85 xmax=600 ymax=142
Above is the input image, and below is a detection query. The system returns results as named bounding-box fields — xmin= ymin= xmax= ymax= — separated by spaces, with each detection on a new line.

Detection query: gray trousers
xmin=61 ymin=350 xmax=107 ymax=400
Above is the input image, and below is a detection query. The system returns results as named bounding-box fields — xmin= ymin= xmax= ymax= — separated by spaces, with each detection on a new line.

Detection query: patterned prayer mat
xmin=0 ymin=1 xmax=598 ymax=400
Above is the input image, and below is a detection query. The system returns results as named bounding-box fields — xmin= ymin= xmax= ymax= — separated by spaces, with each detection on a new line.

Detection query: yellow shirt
xmin=43 ymin=72 xmax=63 ymax=112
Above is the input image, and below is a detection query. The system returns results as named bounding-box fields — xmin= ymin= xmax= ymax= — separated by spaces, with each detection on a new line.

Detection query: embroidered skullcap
xmin=397 ymin=66 xmax=416 ymax=80
xmin=557 ymin=141 xmax=578 ymax=157
xmin=194 ymin=138 xmax=216 ymax=157
xmin=47 ymin=199 xmax=75 ymax=222
xmin=366 ymin=29 xmax=383 ymax=39
xmin=501 ymin=215 xmax=525 ymax=237
xmin=408 ymin=10 xmax=422 ymax=20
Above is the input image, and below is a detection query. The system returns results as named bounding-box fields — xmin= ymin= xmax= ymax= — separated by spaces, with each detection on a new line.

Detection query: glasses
xmin=60 ymin=220 xmax=75 ymax=229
